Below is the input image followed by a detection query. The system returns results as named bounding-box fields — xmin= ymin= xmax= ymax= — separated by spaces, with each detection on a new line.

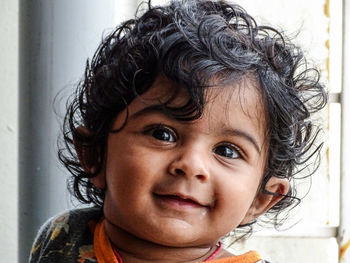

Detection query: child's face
xmin=97 ymin=77 xmax=272 ymax=247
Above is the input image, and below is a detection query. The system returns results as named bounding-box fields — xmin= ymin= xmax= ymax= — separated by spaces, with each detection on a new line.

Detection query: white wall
xmin=0 ymin=0 xmax=18 ymax=262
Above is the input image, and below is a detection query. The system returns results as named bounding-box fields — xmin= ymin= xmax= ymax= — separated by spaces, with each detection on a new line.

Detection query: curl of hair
xmin=58 ymin=0 xmax=327 ymax=231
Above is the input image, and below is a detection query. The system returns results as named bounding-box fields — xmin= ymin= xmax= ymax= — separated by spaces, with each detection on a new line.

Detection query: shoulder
xmin=34 ymin=206 xmax=102 ymax=242
xmin=29 ymin=207 xmax=103 ymax=263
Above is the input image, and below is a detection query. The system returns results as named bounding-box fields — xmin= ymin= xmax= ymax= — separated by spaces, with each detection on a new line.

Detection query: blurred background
xmin=1 ymin=0 xmax=349 ymax=262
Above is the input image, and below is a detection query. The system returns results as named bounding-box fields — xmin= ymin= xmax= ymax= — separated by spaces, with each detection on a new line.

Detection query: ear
xmin=241 ymin=177 xmax=290 ymax=225
xmin=73 ymin=126 xmax=106 ymax=189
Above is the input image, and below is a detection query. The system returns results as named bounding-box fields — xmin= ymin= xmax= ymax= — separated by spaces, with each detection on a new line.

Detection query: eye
xmin=145 ymin=125 xmax=177 ymax=142
xmin=214 ymin=144 xmax=242 ymax=159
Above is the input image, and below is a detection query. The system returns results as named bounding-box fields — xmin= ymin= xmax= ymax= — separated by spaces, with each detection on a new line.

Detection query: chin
xmin=143 ymin=227 xmax=211 ymax=247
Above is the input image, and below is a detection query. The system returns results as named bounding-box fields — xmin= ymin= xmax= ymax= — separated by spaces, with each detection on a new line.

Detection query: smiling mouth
xmin=153 ymin=193 xmax=207 ymax=209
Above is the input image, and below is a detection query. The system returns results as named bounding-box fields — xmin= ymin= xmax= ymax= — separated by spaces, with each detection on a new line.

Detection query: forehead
xmin=137 ymin=76 xmax=266 ymax=125
xmin=204 ymin=77 xmax=265 ymax=124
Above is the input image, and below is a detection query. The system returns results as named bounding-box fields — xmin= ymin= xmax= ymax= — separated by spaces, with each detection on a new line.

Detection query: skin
xmin=84 ymin=77 xmax=289 ymax=262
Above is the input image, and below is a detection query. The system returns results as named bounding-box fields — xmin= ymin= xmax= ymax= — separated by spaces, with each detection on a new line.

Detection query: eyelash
xmin=142 ymin=123 xmax=243 ymax=159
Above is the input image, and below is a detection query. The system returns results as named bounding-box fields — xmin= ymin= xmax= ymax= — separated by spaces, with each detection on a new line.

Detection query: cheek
xmin=213 ymin=173 xmax=260 ymax=220
xmin=103 ymin=155 xmax=154 ymax=219
xmin=104 ymin=142 xmax=168 ymax=199
xmin=105 ymin=157 xmax=148 ymax=197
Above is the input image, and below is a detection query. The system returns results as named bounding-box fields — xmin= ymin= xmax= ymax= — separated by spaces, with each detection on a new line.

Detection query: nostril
xmin=174 ymin=168 xmax=185 ymax=176
xmin=196 ymin=174 xmax=205 ymax=181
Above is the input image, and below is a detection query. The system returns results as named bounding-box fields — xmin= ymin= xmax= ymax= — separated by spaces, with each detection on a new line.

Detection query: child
xmin=29 ymin=0 xmax=327 ymax=262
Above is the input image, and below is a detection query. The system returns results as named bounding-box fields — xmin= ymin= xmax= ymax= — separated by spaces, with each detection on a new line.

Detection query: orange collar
xmin=94 ymin=218 xmax=119 ymax=263
xmin=207 ymin=251 xmax=262 ymax=263
xmin=93 ymin=219 xmax=262 ymax=263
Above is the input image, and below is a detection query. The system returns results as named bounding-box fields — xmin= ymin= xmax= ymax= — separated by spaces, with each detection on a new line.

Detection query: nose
xmin=168 ymin=146 xmax=210 ymax=182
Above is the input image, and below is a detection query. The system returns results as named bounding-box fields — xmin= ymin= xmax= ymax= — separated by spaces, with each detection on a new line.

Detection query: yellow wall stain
xmin=323 ymin=0 xmax=330 ymax=81
xmin=325 ymin=39 xmax=330 ymax=81
xmin=324 ymin=0 xmax=330 ymax=17
xmin=340 ymin=238 xmax=350 ymax=260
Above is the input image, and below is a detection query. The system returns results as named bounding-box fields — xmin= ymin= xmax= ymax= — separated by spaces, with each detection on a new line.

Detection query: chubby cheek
xmin=211 ymin=175 xmax=259 ymax=232
xmin=104 ymin=142 xmax=165 ymax=211
xmin=105 ymin=164 xmax=144 ymax=205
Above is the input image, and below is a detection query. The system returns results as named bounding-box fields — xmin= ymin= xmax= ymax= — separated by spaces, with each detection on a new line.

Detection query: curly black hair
xmin=59 ymin=0 xmax=327 ymax=230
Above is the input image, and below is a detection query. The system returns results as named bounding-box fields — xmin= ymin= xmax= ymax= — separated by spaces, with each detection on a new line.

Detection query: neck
xmin=103 ymin=219 xmax=225 ymax=263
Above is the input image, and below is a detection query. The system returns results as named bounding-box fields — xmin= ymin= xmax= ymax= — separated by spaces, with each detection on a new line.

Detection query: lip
xmin=153 ymin=192 xmax=210 ymax=210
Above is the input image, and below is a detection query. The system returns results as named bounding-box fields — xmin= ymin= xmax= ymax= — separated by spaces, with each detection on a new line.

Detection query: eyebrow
xmin=129 ymin=105 xmax=262 ymax=154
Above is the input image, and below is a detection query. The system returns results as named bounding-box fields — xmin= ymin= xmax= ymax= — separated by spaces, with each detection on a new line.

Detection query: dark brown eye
xmin=144 ymin=124 xmax=177 ymax=142
xmin=152 ymin=128 xmax=175 ymax=142
xmin=214 ymin=144 xmax=241 ymax=159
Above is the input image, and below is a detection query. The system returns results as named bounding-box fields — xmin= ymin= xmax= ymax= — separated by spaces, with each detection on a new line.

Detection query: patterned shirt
xmin=29 ymin=207 xmax=270 ymax=263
